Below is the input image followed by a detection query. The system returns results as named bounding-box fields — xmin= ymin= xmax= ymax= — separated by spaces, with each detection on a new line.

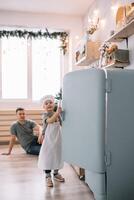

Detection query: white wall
xmin=82 ymin=0 xmax=134 ymax=69
xmin=0 ymin=10 xmax=83 ymax=74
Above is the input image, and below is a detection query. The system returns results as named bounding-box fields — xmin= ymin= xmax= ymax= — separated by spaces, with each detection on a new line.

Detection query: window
xmin=2 ymin=38 xmax=27 ymax=99
xmin=32 ymin=38 xmax=61 ymax=100
xmin=0 ymin=36 xmax=61 ymax=103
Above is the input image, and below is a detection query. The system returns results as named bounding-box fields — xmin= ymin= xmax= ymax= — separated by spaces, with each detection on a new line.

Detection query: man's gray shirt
xmin=10 ymin=120 xmax=36 ymax=151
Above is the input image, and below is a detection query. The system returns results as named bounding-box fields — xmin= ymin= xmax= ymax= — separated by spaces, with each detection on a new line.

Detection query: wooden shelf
xmin=103 ymin=62 xmax=129 ymax=69
xmin=75 ymin=40 xmax=101 ymax=66
xmin=106 ymin=19 xmax=134 ymax=42
xmin=75 ymin=55 xmax=98 ymax=66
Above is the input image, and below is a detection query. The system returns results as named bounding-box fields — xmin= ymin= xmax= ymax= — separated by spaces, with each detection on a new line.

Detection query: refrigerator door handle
xmin=61 ymin=110 xmax=65 ymax=121
xmin=105 ymin=151 xmax=111 ymax=167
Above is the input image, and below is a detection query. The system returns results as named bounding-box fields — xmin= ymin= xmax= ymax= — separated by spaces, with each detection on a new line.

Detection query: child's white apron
xmin=38 ymin=121 xmax=63 ymax=170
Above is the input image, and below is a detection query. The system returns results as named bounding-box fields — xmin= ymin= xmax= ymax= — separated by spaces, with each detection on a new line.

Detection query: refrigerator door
xmin=62 ymin=68 xmax=106 ymax=173
xmin=106 ymin=69 xmax=134 ymax=200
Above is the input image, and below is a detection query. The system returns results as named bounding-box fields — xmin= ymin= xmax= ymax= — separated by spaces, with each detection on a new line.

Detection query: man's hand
xmin=1 ymin=135 xmax=16 ymax=155
xmin=38 ymin=135 xmax=44 ymax=144
xmin=1 ymin=152 xmax=11 ymax=155
xmin=34 ymin=124 xmax=42 ymax=137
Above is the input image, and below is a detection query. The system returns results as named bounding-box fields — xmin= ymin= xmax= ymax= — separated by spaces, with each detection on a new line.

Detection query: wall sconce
xmin=87 ymin=9 xmax=100 ymax=35
xmin=87 ymin=17 xmax=100 ymax=35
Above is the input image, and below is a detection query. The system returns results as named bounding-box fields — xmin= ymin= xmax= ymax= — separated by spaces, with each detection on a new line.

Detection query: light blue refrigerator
xmin=62 ymin=68 xmax=134 ymax=200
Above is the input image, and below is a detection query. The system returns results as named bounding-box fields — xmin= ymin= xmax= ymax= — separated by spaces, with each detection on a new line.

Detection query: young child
xmin=38 ymin=95 xmax=64 ymax=187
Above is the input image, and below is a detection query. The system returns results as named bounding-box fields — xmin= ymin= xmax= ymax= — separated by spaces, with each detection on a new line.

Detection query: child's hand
xmin=57 ymin=106 xmax=62 ymax=115
xmin=57 ymin=100 xmax=62 ymax=114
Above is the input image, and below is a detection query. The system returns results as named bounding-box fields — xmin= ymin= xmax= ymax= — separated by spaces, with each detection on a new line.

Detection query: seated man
xmin=2 ymin=107 xmax=42 ymax=155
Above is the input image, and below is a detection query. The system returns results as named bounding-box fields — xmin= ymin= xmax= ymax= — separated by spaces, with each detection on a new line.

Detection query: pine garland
xmin=0 ymin=29 xmax=68 ymax=39
xmin=0 ymin=29 xmax=68 ymax=54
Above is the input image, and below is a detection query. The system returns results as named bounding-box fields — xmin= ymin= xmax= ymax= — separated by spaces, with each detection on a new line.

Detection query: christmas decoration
xmin=0 ymin=28 xmax=68 ymax=54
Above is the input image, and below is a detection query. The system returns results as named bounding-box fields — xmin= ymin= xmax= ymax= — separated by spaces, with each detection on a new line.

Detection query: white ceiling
xmin=0 ymin=0 xmax=93 ymax=16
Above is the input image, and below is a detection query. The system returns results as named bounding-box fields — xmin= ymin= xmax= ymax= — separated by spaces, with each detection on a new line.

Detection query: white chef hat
xmin=42 ymin=95 xmax=54 ymax=104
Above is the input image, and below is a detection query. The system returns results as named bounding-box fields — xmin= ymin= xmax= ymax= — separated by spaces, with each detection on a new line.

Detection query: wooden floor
xmin=0 ymin=145 xmax=95 ymax=200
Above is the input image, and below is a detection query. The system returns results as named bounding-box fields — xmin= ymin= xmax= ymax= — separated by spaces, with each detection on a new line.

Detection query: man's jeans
xmin=27 ymin=137 xmax=41 ymax=155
